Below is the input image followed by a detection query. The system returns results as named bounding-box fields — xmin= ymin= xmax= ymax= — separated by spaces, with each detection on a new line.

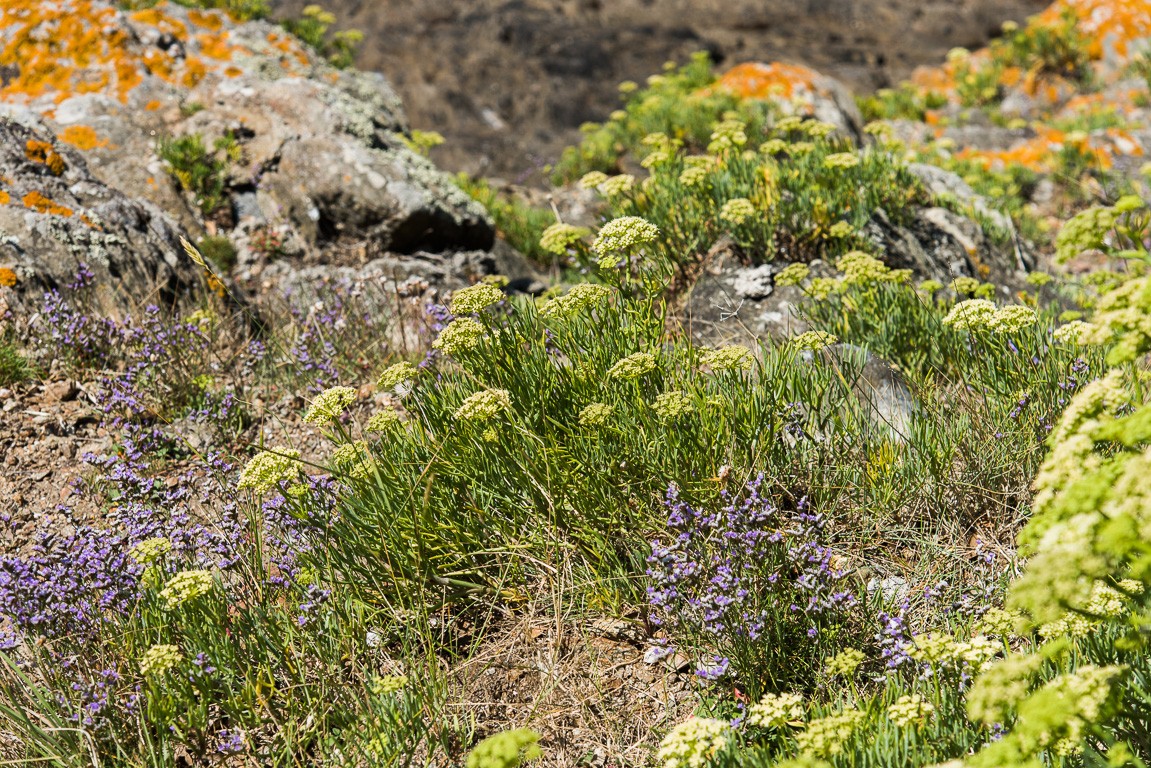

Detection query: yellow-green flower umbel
xmin=159 ymin=570 xmax=214 ymax=610
xmin=450 ymin=283 xmax=504 ymax=314
xmin=304 ymin=386 xmax=357 ymax=423
xmin=377 ymin=361 xmax=418 ymax=390
xmin=237 ymin=449 xmax=301 ymax=492
xmin=140 ymin=644 xmax=183 ymax=677
xmin=454 ymin=389 xmax=512 ymax=422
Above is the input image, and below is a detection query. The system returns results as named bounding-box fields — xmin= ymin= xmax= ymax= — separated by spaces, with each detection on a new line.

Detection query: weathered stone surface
xmin=0 ymin=119 xmax=197 ymax=313
xmin=0 ymin=0 xmax=493 ymax=272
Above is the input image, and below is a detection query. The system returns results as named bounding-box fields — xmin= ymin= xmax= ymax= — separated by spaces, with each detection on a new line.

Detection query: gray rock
xmin=0 ymin=119 xmax=198 ymax=314
xmin=804 ymin=343 xmax=919 ymax=441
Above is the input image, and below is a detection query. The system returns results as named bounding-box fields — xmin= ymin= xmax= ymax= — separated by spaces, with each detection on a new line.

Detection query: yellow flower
xmin=159 ymin=570 xmax=215 ymax=610
xmin=304 ymin=386 xmax=357 ymax=423
xmin=450 ymin=283 xmax=504 ymax=314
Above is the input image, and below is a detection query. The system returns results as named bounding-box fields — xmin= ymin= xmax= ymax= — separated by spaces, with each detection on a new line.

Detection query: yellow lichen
xmin=25 ymin=140 xmax=67 ymax=175
xmin=57 ymin=125 xmax=109 ymax=151
xmin=0 ymin=268 xmax=17 ymax=287
xmin=22 ymin=191 xmax=73 ymax=217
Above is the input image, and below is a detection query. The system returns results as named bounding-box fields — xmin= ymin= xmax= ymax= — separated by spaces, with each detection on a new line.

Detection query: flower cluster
xmin=540 ymin=283 xmax=613 ymax=319
xmin=592 ymin=216 xmax=659 ymax=254
xmin=836 ymin=251 xmax=889 ymax=284
xmin=433 ymin=318 xmax=486 ymax=355
xmin=578 ymin=171 xmax=608 ymax=190
xmin=304 ymin=386 xmax=357 ymax=423
xmin=369 ymin=675 xmax=408 ymax=695
xmin=887 ymin=694 xmax=934 ymax=728
xmin=652 ymin=390 xmax=694 ymax=421
xmin=578 ymin=402 xmax=614 ymax=427
xmin=987 ymin=305 xmax=1038 ymax=333
xmin=237 ymin=449 xmax=301 ymax=492
xmin=823 ymin=152 xmax=860 ymax=169
xmin=377 ymin=361 xmax=418 ymax=390
xmin=775 ymin=263 xmax=810 ymax=286
xmin=332 ymin=440 xmax=369 ymax=468
xmin=455 ymin=389 xmax=512 ymax=423
xmin=975 ymin=607 xmax=1024 ymax=637
xmin=808 ymin=277 xmax=841 ymax=300
xmin=759 ymin=138 xmax=788 ymax=155
xmin=708 ymin=118 xmax=748 ymax=152
xmin=129 ymin=537 xmax=172 ymax=565
xmin=795 ymin=709 xmax=864 ymax=758
xmin=747 ymin=692 xmax=804 ymax=728
xmin=1053 ymin=320 xmax=1089 ymax=344
xmin=825 ymin=648 xmax=865 ymax=677
xmin=792 ymin=331 xmax=838 ymax=351
xmin=701 ymin=345 xmax=753 ymax=371
xmin=600 ymin=174 xmax=635 ymax=197
xmin=942 ymin=299 xmax=997 ymax=330
xmin=719 ymin=198 xmax=756 ymax=225
xmin=607 ymin=351 xmax=657 ymax=379
xmin=366 ymin=409 xmax=401 ymax=432
xmin=140 ymin=644 xmax=183 ymax=677
xmin=158 ymin=569 xmax=215 ymax=609
xmin=679 ymin=166 xmax=710 ymax=187
xmin=465 ymin=728 xmax=541 ymax=768
xmin=450 ymin=283 xmax=504 ymax=314
xmin=656 ymin=717 xmax=731 ymax=768
xmin=539 ymin=222 xmax=589 ymax=254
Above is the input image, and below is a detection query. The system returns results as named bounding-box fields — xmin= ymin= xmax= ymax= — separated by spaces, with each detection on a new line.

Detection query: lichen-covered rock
xmin=0 ymin=119 xmax=197 ymax=313
xmin=0 ymin=0 xmax=493 ymax=267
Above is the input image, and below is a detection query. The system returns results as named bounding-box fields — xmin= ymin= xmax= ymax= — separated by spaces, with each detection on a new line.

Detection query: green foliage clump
xmin=279 ymin=5 xmax=363 ymax=69
xmin=572 ymin=118 xmax=924 ymax=269
xmin=158 ymin=131 xmax=239 ymax=216
xmin=466 ymin=728 xmax=541 ymax=768
xmin=119 ymin=0 xmax=270 ymax=21
xmin=858 ymin=83 xmax=948 ymax=122
xmin=454 ymin=174 xmax=557 ymax=264
xmin=0 ymin=341 xmax=31 ymax=386
xmin=196 ymin=235 xmax=237 ymax=272
xmin=550 ymin=52 xmax=773 ymax=184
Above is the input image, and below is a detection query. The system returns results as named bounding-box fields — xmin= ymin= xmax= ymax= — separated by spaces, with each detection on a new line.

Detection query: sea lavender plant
xmin=646 ymin=476 xmax=856 ymax=697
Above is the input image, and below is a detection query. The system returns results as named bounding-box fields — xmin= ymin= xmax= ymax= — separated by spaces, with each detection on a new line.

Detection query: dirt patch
xmin=271 ymin=0 xmax=1052 ymax=180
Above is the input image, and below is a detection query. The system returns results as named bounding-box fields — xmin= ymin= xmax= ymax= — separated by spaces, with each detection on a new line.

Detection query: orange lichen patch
xmin=0 ymin=191 xmax=9 ymax=205
xmin=78 ymin=214 xmax=102 ymax=230
xmin=25 ymin=140 xmax=67 ymax=176
xmin=22 ymin=191 xmax=74 ymax=217
xmin=708 ymin=62 xmax=820 ymax=100
xmin=188 ymin=9 xmax=224 ymax=30
xmin=1 ymin=0 xmax=241 ymax=110
xmin=1039 ymin=0 xmax=1151 ymax=61
xmin=196 ymin=33 xmax=234 ymax=61
xmin=957 ymin=126 xmax=1074 ymax=172
xmin=146 ymin=100 xmax=163 ymax=110
xmin=225 ymin=66 xmax=243 ymax=78
xmin=0 ymin=268 xmax=17 ymax=287
xmin=57 ymin=125 xmax=109 ymax=151
xmin=182 ymin=58 xmax=209 ymax=88
xmin=128 ymin=8 xmax=188 ymax=39
xmin=266 ymin=32 xmax=311 ymax=68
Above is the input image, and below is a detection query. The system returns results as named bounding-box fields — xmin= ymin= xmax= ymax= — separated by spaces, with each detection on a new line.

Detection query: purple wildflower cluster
xmin=646 ymin=476 xmax=856 ymax=688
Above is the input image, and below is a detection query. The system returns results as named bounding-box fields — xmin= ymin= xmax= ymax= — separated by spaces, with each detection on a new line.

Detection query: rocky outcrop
xmin=681 ymin=165 xmax=1031 ymax=348
xmin=0 ymin=0 xmax=497 ymax=291
xmin=0 ymin=119 xmax=197 ymax=313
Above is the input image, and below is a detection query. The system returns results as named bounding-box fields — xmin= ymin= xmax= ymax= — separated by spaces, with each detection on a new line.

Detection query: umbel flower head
xmin=950 ymin=276 xmax=980 ymax=295
xmin=140 ymin=644 xmax=183 ymax=677
xmin=825 ymin=648 xmax=865 ymax=677
xmin=366 ymin=409 xmax=401 ymax=432
xmin=657 ymin=717 xmax=731 ymax=768
xmin=823 ymin=152 xmax=861 ymax=169
xmin=795 ymin=709 xmax=865 ymax=758
xmin=836 ymin=251 xmax=889 ymax=283
xmin=759 ymin=138 xmax=788 ymax=155
xmin=129 ymin=537 xmax=172 ymax=566
xmin=607 ymin=351 xmax=658 ymax=380
xmin=942 ymin=299 xmax=997 ymax=331
xmin=433 ymin=318 xmax=486 ymax=355
xmin=578 ymin=402 xmax=614 ymax=427
xmin=332 ymin=440 xmax=369 ymax=467
xmin=987 ymin=305 xmax=1038 ymax=333
xmin=540 ymin=283 xmax=613 ymax=319
xmin=377 ymin=361 xmax=419 ymax=391
xmin=539 ymin=222 xmax=589 ymax=255
xmin=701 ymin=345 xmax=753 ymax=371
xmin=679 ymin=166 xmax=710 ymax=187
xmin=465 ymin=728 xmax=541 ymax=768
xmin=455 ymin=389 xmax=512 ymax=422
xmin=578 ymin=171 xmax=609 ymax=190
xmin=792 ymin=331 xmax=838 ymax=351
xmin=775 ymin=263 xmax=810 ymax=287
xmin=719 ymin=198 xmax=756 ymax=226
xmin=237 ymin=449 xmax=301 ymax=492
xmin=159 ymin=570 xmax=215 ymax=610
xmin=600 ymin=174 xmax=635 ymax=197
xmin=748 ymin=692 xmax=804 ymax=728
xmin=305 ymin=386 xmax=357 ymax=423
xmin=369 ymin=675 xmax=408 ymax=695
xmin=653 ymin=390 xmax=694 ymax=421
xmin=887 ymin=694 xmax=934 ymax=728
xmin=450 ymin=283 xmax=504 ymax=314
xmin=1054 ymin=320 xmax=1090 ymax=345
xmin=592 ymin=216 xmax=659 ymax=254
